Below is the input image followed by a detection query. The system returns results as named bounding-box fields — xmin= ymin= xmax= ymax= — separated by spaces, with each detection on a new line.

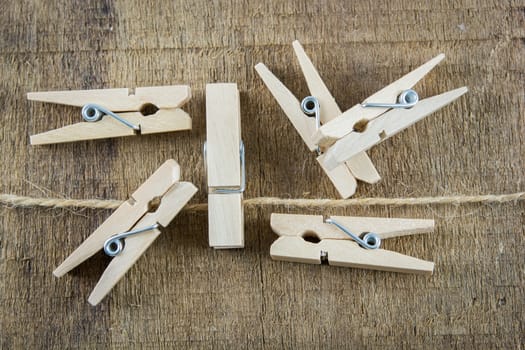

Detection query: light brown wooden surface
xmin=0 ymin=1 xmax=524 ymax=348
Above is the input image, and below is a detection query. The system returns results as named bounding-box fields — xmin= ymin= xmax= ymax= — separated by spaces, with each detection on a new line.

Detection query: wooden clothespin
xmin=255 ymin=41 xmax=468 ymax=197
xmin=270 ymin=213 xmax=435 ymax=274
xmin=205 ymin=83 xmax=244 ymax=249
xmin=53 ymin=160 xmax=197 ymax=305
xmin=314 ymin=55 xmax=468 ymax=170
xmin=28 ymin=85 xmax=192 ymax=145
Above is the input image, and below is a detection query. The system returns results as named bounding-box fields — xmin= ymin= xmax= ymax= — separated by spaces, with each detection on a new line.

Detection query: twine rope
xmin=1 ymin=192 xmax=524 ymax=211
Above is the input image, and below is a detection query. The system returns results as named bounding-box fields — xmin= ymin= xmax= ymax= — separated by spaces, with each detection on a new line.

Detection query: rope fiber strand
xmin=1 ymin=192 xmax=524 ymax=211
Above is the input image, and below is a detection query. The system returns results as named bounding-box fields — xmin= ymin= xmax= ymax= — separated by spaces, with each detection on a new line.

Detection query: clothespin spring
xmin=103 ymin=223 xmax=160 ymax=256
xmin=300 ymin=96 xmax=321 ymax=130
xmin=361 ymin=89 xmax=419 ymax=109
xmin=82 ymin=103 xmax=141 ymax=132
xmin=325 ymin=218 xmax=381 ymax=249
xmin=300 ymin=96 xmax=321 ymax=155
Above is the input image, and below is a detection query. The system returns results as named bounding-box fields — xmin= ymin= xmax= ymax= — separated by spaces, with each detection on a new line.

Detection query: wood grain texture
xmin=0 ymin=0 xmax=524 ymax=348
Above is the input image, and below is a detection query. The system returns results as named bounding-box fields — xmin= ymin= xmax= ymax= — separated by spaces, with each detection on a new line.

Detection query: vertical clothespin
xmin=28 ymin=85 xmax=192 ymax=145
xmin=270 ymin=213 xmax=435 ymax=274
xmin=255 ymin=41 xmax=467 ymax=197
xmin=205 ymin=83 xmax=245 ymax=248
xmin=53 ymin=160 xmax=197 ymax=305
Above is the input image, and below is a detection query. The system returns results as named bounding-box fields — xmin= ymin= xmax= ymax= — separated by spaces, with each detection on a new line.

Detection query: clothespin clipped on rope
xmin=53 ymin=160 xmax=197 ymax=305
xmin=204 ymin=83 xmax=245 ymax=249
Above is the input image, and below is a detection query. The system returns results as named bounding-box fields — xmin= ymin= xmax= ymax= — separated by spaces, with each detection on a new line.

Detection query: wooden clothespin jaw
xmin=28 ymin=86 xmax=192 ymax=145
xmin=270 ymin=213 xmax=435 ymax=275
xmin=255 ymin=41 xmax=468 ymax=197
xmin=53 ymin=159 xmax=197 ymax=305
xmin=205 ymin=83 xmax=245 ymax=249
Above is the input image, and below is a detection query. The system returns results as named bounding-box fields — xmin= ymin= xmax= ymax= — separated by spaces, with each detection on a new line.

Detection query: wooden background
xmin=1 ymin=0 xmax=523 ymax=348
